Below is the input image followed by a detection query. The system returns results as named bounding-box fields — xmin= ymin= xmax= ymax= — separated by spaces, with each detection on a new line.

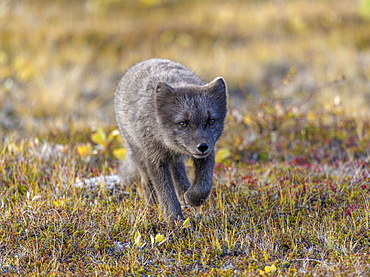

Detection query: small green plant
xmin=134 ymin=219 xmax=190 ymax=249
xmin=77 ymin=127 xmax=126 ymax=161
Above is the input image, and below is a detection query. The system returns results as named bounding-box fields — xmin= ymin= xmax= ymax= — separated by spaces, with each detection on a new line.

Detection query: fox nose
xmin=197 ymin=143 xmax=209 ymax=153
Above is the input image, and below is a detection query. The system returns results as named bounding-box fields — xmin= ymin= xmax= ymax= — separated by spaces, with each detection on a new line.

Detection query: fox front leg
xmin=170 ymin=158 xmax=191 ymax=207
xmin=147 ymin=161 xmax=184 ymax=223
xmin=185 ymin=151 xmax=215 ymax=207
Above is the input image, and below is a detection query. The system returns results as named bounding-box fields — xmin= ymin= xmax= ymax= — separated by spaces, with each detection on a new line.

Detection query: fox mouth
xmin=192 ymin=153 xmax=210 ymax=159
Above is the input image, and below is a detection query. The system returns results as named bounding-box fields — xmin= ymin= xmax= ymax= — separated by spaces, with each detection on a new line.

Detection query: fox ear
xmin=206 ymin=77 xmax=227 ymax=100
xmin=156 ymin=81 xmax=174 ymax=95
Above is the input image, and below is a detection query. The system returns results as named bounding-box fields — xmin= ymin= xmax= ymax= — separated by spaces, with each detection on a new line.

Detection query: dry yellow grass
xmin=0 ymin=0 xmax=369 ymax=134
xmin=0 ymin=2 xmax=370 ymax=274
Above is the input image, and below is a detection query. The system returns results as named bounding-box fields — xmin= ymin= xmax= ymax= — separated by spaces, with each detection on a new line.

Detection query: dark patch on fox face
xmin=155 ymin=78 xmax=227 ymax=158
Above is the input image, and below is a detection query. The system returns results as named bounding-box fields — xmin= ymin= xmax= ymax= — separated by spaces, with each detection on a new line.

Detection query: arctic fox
xmin=115 ymin=59 xmax=227 ymax=224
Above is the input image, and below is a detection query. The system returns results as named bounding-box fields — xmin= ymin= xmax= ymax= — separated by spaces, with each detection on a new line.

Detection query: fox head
xmin=155 ymin=77 xmax=227 ymax=158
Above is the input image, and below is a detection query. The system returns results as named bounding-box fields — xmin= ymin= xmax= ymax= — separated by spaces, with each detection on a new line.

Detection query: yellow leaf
xmin=215 ymin=148 xmax=231 ymax=163
xmin=134 ymin=231 xmax=142 ymax=247
xmin=53 ymin=199 xmax=69 ymax=207
xmin=91 ymin=127 xmax=107 ymax=146
xmin=182 ymin=217 xmax=191 ymax=229
xmin=243 ymin=115 xmax=252 ymax=125
xmin=107 ymin=129 xmax=120 ymax=142
xmin=77 ymin=143 xmax=93 ymax=157
xmin=264 ymin=264 xmax=276 ymax=273
xmin=155 ymin=234 xmax=165 ymax=244
xmin=113 ymin=148 xmax=127 ymax=160
xmin=306 ymin=112 xmax=316 ymax=122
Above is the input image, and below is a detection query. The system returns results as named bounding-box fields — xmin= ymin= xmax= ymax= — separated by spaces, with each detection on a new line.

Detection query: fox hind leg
xmin=118 ymin=154 xmax=138 ymax=185
xmin=139 ymin=173 xmax=157 ymax=205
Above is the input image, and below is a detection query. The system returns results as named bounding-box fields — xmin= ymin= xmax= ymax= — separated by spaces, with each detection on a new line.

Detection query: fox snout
xmin=197 ymin=143 xmax=209 ymax=153
xmin=191 ymin=142 xmax=212 ymax=159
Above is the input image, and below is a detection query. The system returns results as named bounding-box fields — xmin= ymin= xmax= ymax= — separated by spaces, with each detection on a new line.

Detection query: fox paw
xmin=184 ymin=191 xmax=207 ymax=207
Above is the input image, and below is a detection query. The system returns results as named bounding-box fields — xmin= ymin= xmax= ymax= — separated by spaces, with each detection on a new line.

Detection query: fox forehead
xmin=174 ymin=107 xmax=213 ymax=122
xmin=156 ymin=84 xmax=227 ymax=124
xmin=178 ymin=93 xmax=212 ymax=109
xmin=170 ymin=96 xmax=220 ymax=121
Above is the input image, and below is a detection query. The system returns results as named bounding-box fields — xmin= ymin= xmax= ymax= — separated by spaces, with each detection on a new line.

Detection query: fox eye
xmin=179 ymin=122 xmax=188 ymax=127
xmin=208 ymin=119 xmax=215 ymax=125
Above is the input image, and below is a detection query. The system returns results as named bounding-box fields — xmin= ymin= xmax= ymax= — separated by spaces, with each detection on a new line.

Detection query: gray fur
xmin=115 ymin=59 xmax=227 ymax=224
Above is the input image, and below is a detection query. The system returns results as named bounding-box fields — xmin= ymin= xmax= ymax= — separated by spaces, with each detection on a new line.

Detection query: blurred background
xmin=0 ymin=0 xmax=369 ymax=136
